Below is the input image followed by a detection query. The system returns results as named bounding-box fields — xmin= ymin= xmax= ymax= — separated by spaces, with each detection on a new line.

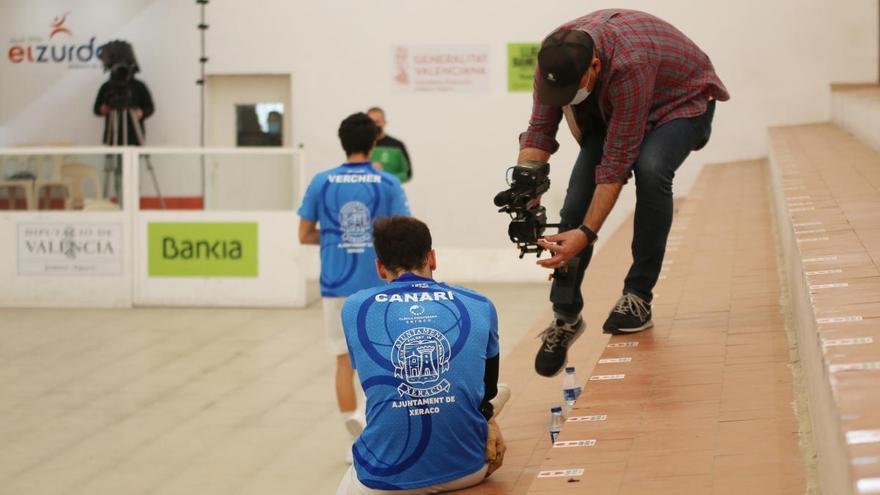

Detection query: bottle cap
xmin=551 ymin=406 xmax=562 ymax=413
xmin=565 ymin=367 xmax=575 ymax=373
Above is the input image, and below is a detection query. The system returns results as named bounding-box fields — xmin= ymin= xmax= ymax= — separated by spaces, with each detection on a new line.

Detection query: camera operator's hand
xmin=536 ymin=229 xmax=591 ymax=269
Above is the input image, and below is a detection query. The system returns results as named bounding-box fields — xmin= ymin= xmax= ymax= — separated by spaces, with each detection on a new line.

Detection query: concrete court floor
xmin=0 ymin=281 xmax=568 ymax=495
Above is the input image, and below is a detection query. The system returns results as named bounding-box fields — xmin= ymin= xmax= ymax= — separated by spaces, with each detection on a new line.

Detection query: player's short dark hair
xmin=373 ymin=216 xmax=432 ymax=272
xmin=338 ymin=112 xmax=378 ymax=156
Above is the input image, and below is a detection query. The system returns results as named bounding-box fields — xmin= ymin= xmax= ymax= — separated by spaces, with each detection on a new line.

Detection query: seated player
xmin=298 ymin=112 xmax=411 ymax=463
xmin=336 ymin=216 xmax=508 ymax=494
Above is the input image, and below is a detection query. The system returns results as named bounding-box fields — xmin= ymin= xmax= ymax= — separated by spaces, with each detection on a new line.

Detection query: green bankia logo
xmin=148 ymin=222 xmax=258 ymax=277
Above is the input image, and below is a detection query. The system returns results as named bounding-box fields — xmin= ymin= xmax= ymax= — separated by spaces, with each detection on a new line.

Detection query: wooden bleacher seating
xmin=769 ymin=93 xmax=880 ymax=494
xmin=464 ymin=161 xmax=808 ymax=494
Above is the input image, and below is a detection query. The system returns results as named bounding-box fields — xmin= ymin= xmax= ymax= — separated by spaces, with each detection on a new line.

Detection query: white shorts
xmin=322 ymin=297 xmax=349 ymax=356
xmin=336 ymin=465 xmax=487 ymax=495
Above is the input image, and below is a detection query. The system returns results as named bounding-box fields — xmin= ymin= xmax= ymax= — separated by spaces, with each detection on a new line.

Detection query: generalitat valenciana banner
xmin=392 ymin=44 xmax=490 ymax=93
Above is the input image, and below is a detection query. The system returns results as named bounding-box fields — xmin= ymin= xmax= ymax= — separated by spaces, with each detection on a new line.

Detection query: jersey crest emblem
xmin=392 ymin=327 xmax=451 ymax=397
xmin=339 ymin=201 xmax=372 ymax=244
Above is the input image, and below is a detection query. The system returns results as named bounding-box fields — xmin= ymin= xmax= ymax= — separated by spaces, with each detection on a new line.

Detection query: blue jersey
xmin=341 ymin=273 xmax=500 ymax=490
xmin=298 ymin=162 xmax=410 ymax=297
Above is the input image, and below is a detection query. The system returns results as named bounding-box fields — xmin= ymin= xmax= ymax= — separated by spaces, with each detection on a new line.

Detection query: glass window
xmin=0 ymin=153 xmax=123 ymax=211
xmin=137 ymin=150 xmax=300 ymax=211
xmin=236 ymin=103 xmax=284 ymax=147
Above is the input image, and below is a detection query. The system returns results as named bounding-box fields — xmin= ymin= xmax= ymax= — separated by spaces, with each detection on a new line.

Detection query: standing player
xmin=337 ymin=216 xmax=508 ymax=494
xmin=298 ymin=112 xmax=410 ymax=463
xmin=367 ymin=107 xmax=413 ymax=183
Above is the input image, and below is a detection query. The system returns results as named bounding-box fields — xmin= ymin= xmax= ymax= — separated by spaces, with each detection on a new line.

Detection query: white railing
xmin=0 ymin=147 xmax=308 ymax=308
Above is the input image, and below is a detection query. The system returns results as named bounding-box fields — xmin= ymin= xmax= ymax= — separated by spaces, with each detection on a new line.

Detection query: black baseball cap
xmin=536 ymin=29 xmax=594 ymax=106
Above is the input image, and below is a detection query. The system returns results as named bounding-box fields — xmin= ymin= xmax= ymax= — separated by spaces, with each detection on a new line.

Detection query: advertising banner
xmin=18 ymin=222 xmax=123 ymax=275
xmin=148 ymin=222 xmax=258 ymax=277
xmin=508 ymin=43 xmax=540 ymax=92
xmin=393 ymin=44 xmax=490 ymax=92
xmin=6 ymin=12 xmax=103 ymax=70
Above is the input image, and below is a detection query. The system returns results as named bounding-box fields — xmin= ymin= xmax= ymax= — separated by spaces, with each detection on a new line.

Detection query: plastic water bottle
xmin=562 ymin=366 xmax=582 ymax=415
xmin=549 ymin=406 xmax=563 ymax=443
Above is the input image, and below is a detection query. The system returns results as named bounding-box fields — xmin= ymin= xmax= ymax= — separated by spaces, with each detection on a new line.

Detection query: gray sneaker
xmin=534 ymin=317 xmax=585 ymax=377
xmin=603 ymin=293 xmax=654 ymax=334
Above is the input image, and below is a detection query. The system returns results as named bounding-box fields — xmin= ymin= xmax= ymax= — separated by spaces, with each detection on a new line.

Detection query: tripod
xmin=103 ymin=107 xmax=164 ymax=209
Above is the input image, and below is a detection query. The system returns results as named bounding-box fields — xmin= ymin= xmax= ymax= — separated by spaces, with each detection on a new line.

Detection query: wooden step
xmin=466 ymin=160 xmax=809 ymax=494
xmin=769 ymin=122 xmax=880 ymax=495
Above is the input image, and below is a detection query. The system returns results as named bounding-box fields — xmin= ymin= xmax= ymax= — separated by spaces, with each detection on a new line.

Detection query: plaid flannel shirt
xmin=519 ymin=10 xmax=730 ymax=183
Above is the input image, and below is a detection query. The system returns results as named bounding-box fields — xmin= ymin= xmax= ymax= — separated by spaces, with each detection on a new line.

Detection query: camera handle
xmin=516 ymin=222 xmax=561 ymax=259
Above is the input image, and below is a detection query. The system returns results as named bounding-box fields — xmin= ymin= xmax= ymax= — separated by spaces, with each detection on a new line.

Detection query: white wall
xmin=1 ymin=0 xmax=878 ymax=282
xmin=0 ymin=0 xmax=199 ymax=147
xmin=833 ymin=88 xmax=880 ymax=152
xmin=826 ymin=0 xmax=879 ymax=83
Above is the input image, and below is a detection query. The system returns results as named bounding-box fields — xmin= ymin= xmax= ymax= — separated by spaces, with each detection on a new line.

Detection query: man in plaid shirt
xmin=521 ymin=10 xmax=729 ymax=377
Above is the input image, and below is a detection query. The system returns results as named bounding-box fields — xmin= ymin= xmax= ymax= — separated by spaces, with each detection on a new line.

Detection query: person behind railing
xmin=266 ymin=110 xmax=283 ymax=146
xmin=93 ymin=76 xmax=154 ymax=146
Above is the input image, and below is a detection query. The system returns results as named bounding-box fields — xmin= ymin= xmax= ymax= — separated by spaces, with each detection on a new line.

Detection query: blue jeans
xmin=551 ymin=100 xmax=716 ymax=320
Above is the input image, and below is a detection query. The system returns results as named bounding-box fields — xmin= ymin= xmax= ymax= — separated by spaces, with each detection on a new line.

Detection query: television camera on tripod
xmin=93 ymin=40 xmax=163 ymax=208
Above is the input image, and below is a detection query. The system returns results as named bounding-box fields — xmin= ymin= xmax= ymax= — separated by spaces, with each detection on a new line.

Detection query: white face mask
xmin=570 ymin=86 xmax=591 ymax=105
xmin=569 ymin=68 xmax=594 ymax=105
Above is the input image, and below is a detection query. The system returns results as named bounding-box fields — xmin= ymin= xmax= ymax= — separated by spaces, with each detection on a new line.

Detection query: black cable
xmin=196 ymin=0 xmax=209 ymax=204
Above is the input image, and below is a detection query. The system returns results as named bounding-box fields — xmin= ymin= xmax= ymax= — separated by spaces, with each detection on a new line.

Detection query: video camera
xmin=98 ymin=40 xmax=140 ymax=109
xmin=494 ymin=161 xmax=560 ymax=258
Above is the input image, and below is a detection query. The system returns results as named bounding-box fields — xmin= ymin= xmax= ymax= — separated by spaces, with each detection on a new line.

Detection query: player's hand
xmin=133 ymin=108 xmax=144 ymax=119
xmin=372 ymin=161 xmax=384 ymax=170
xmin=99 ymin=104 xmax=109 ymax=115
xmin=536 ymin=229 xmax=590 ymax=269
xmin=485 ymin=419 xmax=506 ymax=477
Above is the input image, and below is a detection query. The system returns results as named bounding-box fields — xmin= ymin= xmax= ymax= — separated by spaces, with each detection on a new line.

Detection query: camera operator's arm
xmin=134 ymin=80 xmax=155 ymax=120
xmin=298 ymin=219 xmax=320 ymax=245
xmin=536 ymin=182 xmax=623 ymax=268
xmin=517 ymin=68 xmax=561 ymax=209
xmin=584 ymin=182 xmax=624 ymax=233
xmin=93 ymin=82 xmax=110 ymax=116
xmin=518 ymin=69 xmax=562 ymax=164
xmin=517 ymin=147 xmax=550 ymax=165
